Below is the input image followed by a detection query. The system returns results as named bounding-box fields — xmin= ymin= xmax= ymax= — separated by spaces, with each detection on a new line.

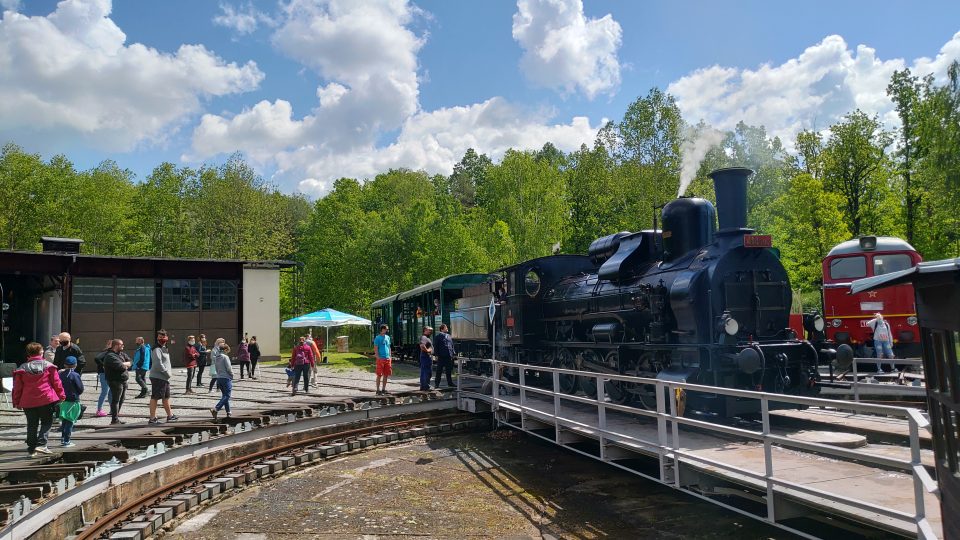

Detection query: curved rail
xmin=76 ymin=411 xmax=472 ymax=539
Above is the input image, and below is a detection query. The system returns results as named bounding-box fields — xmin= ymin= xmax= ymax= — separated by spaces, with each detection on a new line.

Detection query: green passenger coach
xmin=370 ymin=273 xmax=493 ymax=362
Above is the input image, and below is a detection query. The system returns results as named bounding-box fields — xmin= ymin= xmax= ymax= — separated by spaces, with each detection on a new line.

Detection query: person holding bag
xmin=58 ymin=356 xmax=84 ymax=447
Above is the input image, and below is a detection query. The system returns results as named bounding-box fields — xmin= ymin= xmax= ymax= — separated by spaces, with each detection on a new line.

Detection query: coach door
xmin=923 ymin=327 xmax=960 ymax=539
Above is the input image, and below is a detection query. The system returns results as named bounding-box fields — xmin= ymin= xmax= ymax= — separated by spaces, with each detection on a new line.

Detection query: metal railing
xmin=456 ymin=357 xmax=940 ymax=540
xmin=844 ymin=357 xmax=925 ymax=402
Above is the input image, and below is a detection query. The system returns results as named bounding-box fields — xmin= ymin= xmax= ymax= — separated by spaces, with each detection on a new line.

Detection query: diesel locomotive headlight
xmin=723 ymin=316 xmax=739 ymax=336
xmin=832 ymin=319 xmax=842 ymax=328
xmin=812 ymin=315 xmax=825 ymax=332
xmin=907 ymin=316 xmax=918 ymax=326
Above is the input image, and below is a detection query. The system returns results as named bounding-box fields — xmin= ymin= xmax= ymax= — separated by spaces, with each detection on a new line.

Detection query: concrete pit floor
xmin=166 ymin=430 xmax=795 ymax=540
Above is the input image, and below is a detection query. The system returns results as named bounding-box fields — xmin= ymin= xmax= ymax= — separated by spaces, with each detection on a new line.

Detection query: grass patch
xmin=261 ymin=351 xmax=419 ymax=377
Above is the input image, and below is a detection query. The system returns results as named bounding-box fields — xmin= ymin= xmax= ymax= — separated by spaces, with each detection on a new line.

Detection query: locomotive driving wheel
xmin=577 ymin=349 xmax=603 ymax=398
xmin=632 ymin=352 xmax=660 ymax=410
xmin=604 ymin=351 xmax=631 ymax=404
xmin=554 ymin=348 xmax=578 ymax=394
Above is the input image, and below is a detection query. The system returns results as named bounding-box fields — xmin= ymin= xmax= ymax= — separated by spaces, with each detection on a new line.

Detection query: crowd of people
xmin=11 ymin=326 xmax=456 ymax=458
xmin=12 ymin=330 xmax=264 ymax=457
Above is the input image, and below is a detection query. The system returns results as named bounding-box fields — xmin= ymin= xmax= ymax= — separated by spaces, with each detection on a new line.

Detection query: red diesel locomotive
xmin=821 ymin=236 xmax=922 ymax=358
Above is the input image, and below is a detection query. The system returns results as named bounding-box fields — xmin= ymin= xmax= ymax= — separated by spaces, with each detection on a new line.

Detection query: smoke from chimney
xmin=678 ymin=128 xmax=725 ymax=197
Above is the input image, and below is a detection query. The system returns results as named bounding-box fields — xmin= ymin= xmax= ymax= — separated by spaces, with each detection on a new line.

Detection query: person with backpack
xmin=58 ymin=355 xmax=84 ymax=447
xmin=237 ymin=338 xmax=251 ymax=379
xmin=210 ymin=344 xmax=234 ymax=419
xmin=94 ymin=339 xmax=113 ymax=417
xmin=289 ymin=336 xmax=315 ymax=396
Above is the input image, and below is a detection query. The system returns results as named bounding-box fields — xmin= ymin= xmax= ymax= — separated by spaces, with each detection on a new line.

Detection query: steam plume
xmin=678 ymin=128 xmax=725 ymax=197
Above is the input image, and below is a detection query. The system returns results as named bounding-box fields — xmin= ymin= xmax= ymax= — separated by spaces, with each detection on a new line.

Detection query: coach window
xmin=829 ymin=256 xmax=866 ymax=280
xmin=873 ymin=254 xmax=913 ymax=276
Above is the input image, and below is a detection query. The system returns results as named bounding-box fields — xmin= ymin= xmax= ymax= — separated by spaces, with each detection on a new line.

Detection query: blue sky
xmin=2 ymin=0 xmax=959 ymax=195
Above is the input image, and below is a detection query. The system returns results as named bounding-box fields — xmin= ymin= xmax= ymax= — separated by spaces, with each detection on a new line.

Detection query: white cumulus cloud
xmin=1 ymin=0 xmax=20 ymax=12
xmin=512 ymin=0 xmax=622 ymax=99
xmin=667 ymin=32 xmax=960 ymax=147
xmin=0 ymin=0 xmax=263 ymax=152
xmin=188 ymin=0 xmax=601 ymax=196
xmin=279 ymin=98 xmax=599 ymax=193
xmin=212 ymin=2 xmax=271 ymax=35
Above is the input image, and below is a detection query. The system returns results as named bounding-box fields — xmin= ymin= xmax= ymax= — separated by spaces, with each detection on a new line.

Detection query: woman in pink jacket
xmin=13 ymin=342 xmax=66 ymax=457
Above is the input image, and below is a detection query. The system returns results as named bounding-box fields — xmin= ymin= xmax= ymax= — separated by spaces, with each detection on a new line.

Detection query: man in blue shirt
xmin=433 ymin=324 xmax=456 ymax=389
xmin=131 ymin=337 xmax=151 ymax=399
xmin=373 ymin=325 xmax=392 ymax=396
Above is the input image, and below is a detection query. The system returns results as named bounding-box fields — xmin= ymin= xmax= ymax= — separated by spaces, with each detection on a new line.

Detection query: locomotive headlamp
xmin=812 ymin=315 xmax=825 ymax=332
xmin=907 ymin=316 xmax=918 ymax=326
xmin=722 ymin=315 xmax=739 ymax=336
xmin=802 ymin=313 xmax=826 ymax=333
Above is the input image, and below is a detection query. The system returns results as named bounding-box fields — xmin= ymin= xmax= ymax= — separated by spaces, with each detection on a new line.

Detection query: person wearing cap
xmin=13 ymin=342 xmax=65 ymax=457
xmin=58 ymin=355 xmax=84 ymax=447
xmin=419 ymin=326 xmax=434 ymax=391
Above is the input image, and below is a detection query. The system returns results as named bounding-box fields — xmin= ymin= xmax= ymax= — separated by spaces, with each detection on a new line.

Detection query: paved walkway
xmin=0 ymin=362 xmax=440 ymax=453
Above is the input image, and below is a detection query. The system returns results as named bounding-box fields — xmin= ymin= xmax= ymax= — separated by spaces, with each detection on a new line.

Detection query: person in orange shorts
xmin=373 ymin=325 xmax=392 ymax=395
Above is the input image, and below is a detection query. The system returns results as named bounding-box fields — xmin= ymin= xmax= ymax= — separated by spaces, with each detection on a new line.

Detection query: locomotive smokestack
xmin=709 ymin=167 xmax=753 ymax=232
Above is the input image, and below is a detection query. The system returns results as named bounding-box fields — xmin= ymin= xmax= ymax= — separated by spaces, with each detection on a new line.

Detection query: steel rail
xmin=75 ymin=411 xmax=471 ymax=540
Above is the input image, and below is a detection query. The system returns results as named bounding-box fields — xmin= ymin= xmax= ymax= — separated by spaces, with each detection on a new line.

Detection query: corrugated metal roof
xmin=0 ymin=248 xmax=297 ymax=268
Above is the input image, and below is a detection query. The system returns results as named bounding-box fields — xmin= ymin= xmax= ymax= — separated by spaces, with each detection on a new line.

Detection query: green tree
xmin=448 ymin=149 xmax=492 ymax=208
xmin=769 ymin=174 xmax=851 ymax=290
xmin=610 ymin=88 xmax=684 ymax=212
xmin=479 ymin=150 xmax=569 ymax=259
xmin=887 ymin=69 xmax=925 ymax=244
xmin=821 ymin=110 xmax=894 ymax=237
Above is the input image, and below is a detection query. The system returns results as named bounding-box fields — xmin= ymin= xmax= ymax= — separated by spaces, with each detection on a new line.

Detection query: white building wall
xmin=242 ymin=267 xmax=281 ymax=359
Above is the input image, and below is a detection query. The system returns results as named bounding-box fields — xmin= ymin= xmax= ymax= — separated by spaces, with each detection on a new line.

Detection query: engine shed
xmin=0 ymin=238 xmax=294 ymax=365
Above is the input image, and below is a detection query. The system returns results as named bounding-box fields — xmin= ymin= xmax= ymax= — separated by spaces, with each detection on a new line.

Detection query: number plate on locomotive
xmin=743 ymin=234 xmax=772 ymax=248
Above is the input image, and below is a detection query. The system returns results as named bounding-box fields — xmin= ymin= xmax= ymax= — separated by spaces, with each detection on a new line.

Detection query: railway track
xmin=76 ymin=411 xmax=482 ymax=540
xmin=0 ymin=391 xmax=481 ymax=540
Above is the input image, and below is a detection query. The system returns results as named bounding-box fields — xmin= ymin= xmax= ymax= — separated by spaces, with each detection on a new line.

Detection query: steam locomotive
xmin=459 ymin=167 xmax=830 ymax=416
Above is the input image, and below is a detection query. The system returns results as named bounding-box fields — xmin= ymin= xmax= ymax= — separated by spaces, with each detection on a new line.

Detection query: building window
xmin=116 ymin=279 xmax=155 ymax=312
xmin=73 ymin=278 xmax=114 ymax=312
xmin=163 ymin=279 xmax=200 ymax=311
xmin=202 ymin=280 xmax=237 ymax=311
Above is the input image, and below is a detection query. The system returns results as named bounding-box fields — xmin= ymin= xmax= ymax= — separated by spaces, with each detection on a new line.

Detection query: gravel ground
xmin=165 ymin=430 xmax=793 ymax=540
xmin=0 ymin=361 xmax=432 ymax=454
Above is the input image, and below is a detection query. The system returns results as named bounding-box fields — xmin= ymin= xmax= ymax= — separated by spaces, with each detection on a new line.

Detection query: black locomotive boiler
xmin=483 ymin=167 xmax=826 ymax=416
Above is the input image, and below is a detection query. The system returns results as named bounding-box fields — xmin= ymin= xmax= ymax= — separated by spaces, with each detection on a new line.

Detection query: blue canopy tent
xmin=281 ymin=308 xmax=372 ymax=353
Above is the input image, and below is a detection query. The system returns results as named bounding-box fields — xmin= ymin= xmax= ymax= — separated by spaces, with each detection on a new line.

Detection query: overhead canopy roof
xmin=395 ymin=273 xmax=493 ymax=302
xmin=281 ymin=308 xmax=371 ymax=328
xmin=850 ymin=258 xmax=960 ymax=294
